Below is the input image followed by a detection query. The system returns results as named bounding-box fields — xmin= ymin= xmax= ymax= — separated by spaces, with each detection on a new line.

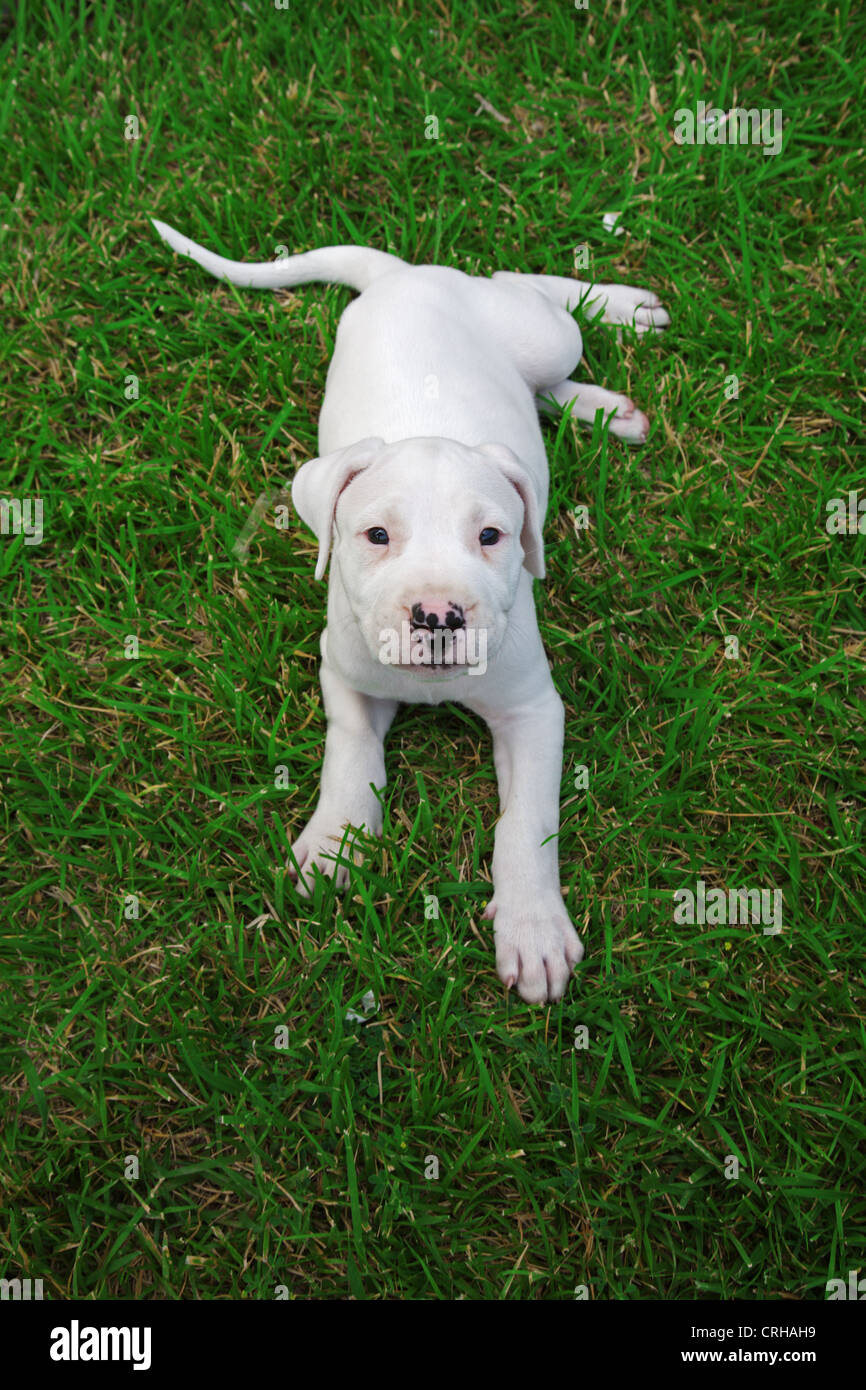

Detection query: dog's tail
xmin=151 ymin=218 xmax=408 ymax=293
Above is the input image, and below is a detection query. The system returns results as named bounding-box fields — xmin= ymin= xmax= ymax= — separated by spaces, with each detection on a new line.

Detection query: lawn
xmin=1 ymin=0 xmax=864 ymax=1300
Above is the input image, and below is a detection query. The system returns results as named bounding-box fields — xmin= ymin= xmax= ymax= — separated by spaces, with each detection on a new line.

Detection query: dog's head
xmin=291 ymin=436 xmax=544 ymax=675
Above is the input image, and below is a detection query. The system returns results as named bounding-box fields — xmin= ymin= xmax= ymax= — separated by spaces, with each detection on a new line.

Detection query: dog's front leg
xmin=476 ymin=682 xmax=584 ymax=1003
xmin=289 ymin=661 xmax=398 ymax=894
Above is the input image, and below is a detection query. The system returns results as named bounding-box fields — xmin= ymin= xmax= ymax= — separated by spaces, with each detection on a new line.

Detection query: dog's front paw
xmin=483 ymin=894 xmax=584 ymax=1003
xmin=288 ymin=815 xmax=364 ymax=895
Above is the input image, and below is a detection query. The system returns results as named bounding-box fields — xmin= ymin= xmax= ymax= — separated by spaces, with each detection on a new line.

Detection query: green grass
xmin=1 ymin=0 xmax=864 ymax=1300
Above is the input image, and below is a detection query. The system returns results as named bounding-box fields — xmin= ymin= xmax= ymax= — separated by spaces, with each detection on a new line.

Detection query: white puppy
xmin=152 ymin=218 xmax=668 ymax=1002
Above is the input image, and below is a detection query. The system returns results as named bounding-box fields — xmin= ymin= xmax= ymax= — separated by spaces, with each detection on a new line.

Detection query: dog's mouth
xmin=371 ymin=616 xmax=493 ymax=677
xmin=387 ymin=647 xmax=484 ymax=678
xmin=395 ymin=659 xmax=470 ymax=677
xmin=391 ymin=639 xmax=471 ymax=675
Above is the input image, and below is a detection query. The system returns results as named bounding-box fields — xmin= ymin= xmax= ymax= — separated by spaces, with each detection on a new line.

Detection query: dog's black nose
xmin=410 ymin=600 xmax=466 ymax=632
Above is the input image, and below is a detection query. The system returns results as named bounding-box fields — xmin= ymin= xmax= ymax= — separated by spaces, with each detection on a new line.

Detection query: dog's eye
xmin=479 ymin=527 xmax=501 ymax=546
xmin=366 ymin=527 xmax=389 ymax=545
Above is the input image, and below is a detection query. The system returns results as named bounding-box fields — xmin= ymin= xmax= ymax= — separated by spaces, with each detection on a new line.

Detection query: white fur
xmin=152 ymin=218 xmax=669 ymax=1002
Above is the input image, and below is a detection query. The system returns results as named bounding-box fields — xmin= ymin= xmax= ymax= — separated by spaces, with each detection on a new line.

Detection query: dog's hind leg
xmin=537 ymin=379 xmax=649 ymax=443
xmin=492 ymin=271 xmax=669 ymax=335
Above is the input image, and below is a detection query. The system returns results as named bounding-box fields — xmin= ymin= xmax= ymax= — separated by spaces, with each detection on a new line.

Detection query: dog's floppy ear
xmin=291 ymin=437 xmax=385 ymax=580
xmin=475 ymin=442 xmax=546 ymax=579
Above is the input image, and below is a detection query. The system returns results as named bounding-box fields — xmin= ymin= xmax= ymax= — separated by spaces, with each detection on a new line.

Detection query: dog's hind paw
xmin=602 ymin=393 xmax=650 ymax=443
xmin=589 ymin=284 xmax=670 ymax=334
